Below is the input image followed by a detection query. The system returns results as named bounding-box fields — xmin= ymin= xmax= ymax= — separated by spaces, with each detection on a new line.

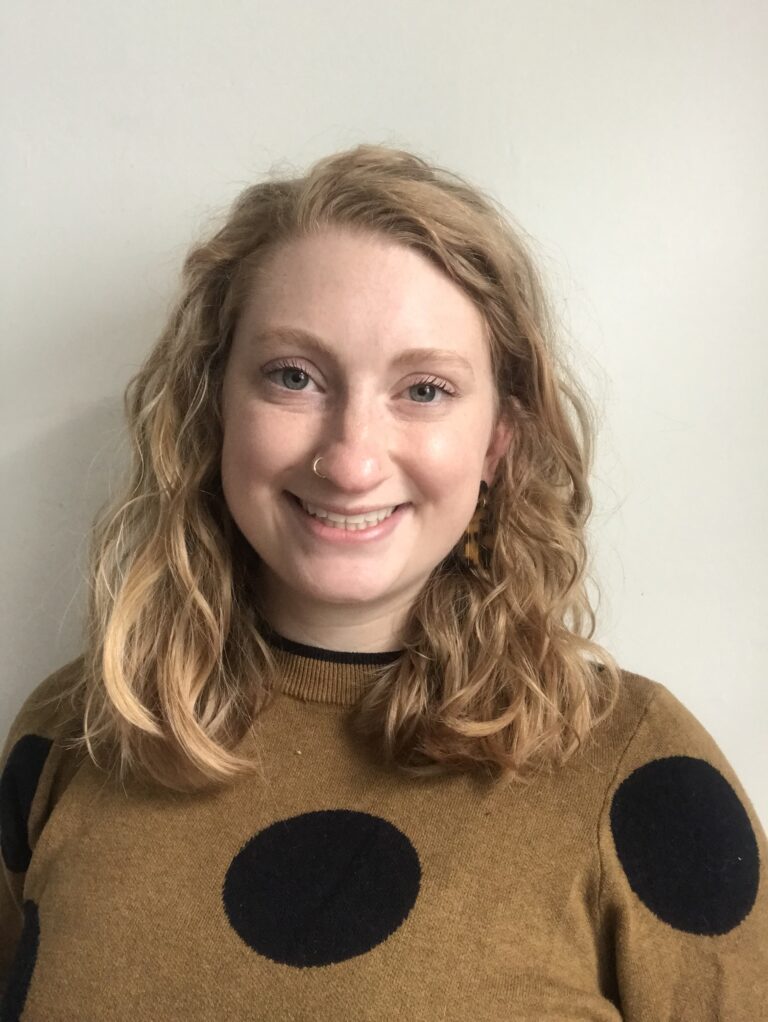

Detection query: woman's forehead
xmin=236 ymin=229 xmax=489 ymax=362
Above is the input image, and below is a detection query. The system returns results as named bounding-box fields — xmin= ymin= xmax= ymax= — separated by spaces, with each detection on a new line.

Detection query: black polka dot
xmin=0 ymin=735 xmax=53 ymax=873
xmin=610 ymin=756 xmax=760 ymax=935
xmin=222 ymin=809 xmax=421 ymax=967
xmin=0 ymin=899 xmax=40 ymax=1022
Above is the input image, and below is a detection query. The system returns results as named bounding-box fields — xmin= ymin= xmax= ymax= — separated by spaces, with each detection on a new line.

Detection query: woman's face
xmin=220 ymin=226 xmax=512 ymax=647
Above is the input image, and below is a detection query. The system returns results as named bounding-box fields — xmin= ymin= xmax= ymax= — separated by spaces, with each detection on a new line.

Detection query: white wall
xmin=2 ymin=0 xmax=766 ymax=821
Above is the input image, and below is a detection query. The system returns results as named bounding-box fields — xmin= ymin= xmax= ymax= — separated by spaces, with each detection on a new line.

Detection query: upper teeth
xmin=300 ymin=500 xmax=397 ymax=525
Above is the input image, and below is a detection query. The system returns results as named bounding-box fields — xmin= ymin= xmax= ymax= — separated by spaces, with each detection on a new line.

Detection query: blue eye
xmin=407 ymin=376 xmax=456 ymax=402
xmin=267 ymin=362 xmax=311 ymax=391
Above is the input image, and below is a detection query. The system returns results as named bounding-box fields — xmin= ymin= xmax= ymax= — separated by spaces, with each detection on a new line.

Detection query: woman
xmin=1 ymin=144 xmax=765 ymax=1020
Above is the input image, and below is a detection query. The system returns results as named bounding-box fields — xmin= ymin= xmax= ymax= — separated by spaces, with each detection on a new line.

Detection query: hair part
xmin=45 ymin=143 xmax=621 ymax=792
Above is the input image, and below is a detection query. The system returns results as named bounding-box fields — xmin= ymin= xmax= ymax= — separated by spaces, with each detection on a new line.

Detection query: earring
xmin=461 ymin=481 xmax=492 ymax=571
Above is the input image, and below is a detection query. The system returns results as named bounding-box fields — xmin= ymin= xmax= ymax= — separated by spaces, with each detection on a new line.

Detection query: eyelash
xmin=264 ymin=359 xmax=457 ymax=402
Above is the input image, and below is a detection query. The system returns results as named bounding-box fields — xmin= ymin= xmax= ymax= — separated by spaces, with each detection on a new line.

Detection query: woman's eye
xmin=407 ymin=376 xmax=456 ymax=402
xmin=265 ymin=363 xmax=312 ymax=391
xmin=263 ymin=361 xmax=456 ymax=404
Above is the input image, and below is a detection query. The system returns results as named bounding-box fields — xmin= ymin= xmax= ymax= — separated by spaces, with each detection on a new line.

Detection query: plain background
xmin=1 ymin=1 xmax=766 ymax=823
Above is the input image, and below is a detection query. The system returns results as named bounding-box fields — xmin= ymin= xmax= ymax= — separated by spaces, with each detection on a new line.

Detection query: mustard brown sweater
xmin=1 ymin=632 xmax=766 ymax=1021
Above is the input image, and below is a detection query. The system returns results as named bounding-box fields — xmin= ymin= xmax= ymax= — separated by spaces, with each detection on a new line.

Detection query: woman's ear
xmin=483 ymin=411 xmax=514 ymax=486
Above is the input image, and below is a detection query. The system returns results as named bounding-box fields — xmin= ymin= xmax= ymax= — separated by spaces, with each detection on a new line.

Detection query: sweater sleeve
xmin=0 ymin=661 xmax=84 ymax=993
xmin=598 ymin=679 xmax=768 ymax=1021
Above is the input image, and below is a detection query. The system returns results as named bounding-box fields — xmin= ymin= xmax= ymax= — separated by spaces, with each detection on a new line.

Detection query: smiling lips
xmin=298 ymin=497 xmax=398 ymax=527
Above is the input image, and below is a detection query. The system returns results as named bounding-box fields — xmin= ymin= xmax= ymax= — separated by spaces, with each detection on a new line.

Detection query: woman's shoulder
xmin=1 ymin=657 xmax=88 ymax=873
xmin=606 ymin=665 xmax=742 ymax=770
xmin=594 ymin=664 xmax=766 ymax=888
xmin=2 ymin=655 xmax=86 ymax=752
xmin=591 ymin=665 xmax=755 ymax=801
xmin=589 ymin=665 xmax=768 ymax=1001
xmin=580 ymin=664 xmax=765 ymax=856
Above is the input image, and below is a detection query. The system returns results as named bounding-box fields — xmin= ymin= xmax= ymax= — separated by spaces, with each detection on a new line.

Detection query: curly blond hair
xmin=45 ymin=143 xmax=621 ymax=793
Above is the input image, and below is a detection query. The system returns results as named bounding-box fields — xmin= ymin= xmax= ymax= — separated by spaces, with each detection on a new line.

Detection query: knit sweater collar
xmin=261 ymin=624 xmax=405 ymax=705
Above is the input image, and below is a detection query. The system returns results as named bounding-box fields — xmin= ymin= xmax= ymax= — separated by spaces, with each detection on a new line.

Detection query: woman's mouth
xmin=286 ymin=492 xmax=411 ymax=543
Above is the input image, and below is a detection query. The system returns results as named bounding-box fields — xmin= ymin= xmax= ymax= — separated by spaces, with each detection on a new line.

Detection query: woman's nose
xmin=311 ymin=396 xmax=392 ymax=488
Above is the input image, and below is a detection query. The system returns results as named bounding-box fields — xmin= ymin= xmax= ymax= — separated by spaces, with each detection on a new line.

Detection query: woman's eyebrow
xmin=251 ymin=326 xmax=475 ymax=377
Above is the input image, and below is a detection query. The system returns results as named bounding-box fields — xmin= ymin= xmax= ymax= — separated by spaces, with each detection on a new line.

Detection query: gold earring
xmin=462 ymin=481 xmax=491 ymax=570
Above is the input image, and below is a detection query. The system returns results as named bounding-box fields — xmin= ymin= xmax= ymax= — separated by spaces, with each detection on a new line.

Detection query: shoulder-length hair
xmin=47 ymin=143 xmax=621 ymax=793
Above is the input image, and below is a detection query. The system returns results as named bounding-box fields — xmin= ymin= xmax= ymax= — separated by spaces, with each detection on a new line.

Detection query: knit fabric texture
xmin=1 ymin=631 xmax=766 ymax=1021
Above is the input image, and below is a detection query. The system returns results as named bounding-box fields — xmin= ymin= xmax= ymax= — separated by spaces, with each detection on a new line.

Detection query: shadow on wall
xmin=1 ymin=400 xmax=128 ymax=732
